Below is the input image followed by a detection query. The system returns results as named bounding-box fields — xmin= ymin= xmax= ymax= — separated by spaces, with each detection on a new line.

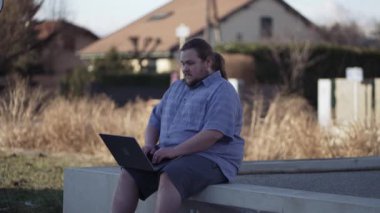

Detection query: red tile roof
xmin=35 ymin=20 xmax=98 ymax=41
xmin=80 ymin=0 xmax=253 ymax=56
xmin=35 ymin=21 xmax=59 ymax=40
xmin=80 ymin=0 xmax=317 ymax=56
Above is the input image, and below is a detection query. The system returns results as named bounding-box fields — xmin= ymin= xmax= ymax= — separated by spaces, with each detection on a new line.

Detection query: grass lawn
xmin=0 ymin=150 xmax=113 ymax=213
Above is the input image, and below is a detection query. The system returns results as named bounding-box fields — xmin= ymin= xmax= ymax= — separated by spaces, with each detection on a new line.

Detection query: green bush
xmin=60 ymin=66 xmax=93 ymax=97
xmin=92 ymin=47 xmax=134 ymax=80
xmin=60 ymin=47 xmax=171 ymax=97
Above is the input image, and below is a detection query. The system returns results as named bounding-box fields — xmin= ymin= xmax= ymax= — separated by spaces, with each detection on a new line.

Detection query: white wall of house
xmin=129 ymin=58 xmax=176 ymax=74
xmin=156 ymin=58 xmax=177 ymax=73
xmin=210 ymin=0 xmax=320 ymax=44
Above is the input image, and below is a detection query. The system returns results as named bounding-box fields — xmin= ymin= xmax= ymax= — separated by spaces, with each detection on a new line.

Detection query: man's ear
xmin=206 ymin=56 xmax=213 ymax=71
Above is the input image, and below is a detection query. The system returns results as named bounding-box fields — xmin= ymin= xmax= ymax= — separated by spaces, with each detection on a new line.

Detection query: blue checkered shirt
xmin=148 ymin=71 xmax=244 ymax=181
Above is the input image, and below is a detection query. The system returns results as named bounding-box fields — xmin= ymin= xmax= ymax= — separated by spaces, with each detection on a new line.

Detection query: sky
xmin=35 ymin=0 xmax=380 ymax=37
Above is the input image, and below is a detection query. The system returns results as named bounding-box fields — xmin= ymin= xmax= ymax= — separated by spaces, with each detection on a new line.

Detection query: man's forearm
xmin=173 ymin=130 xmax=224 ymax=156
xmin=144 ymin=125 xmax=159 ymax=147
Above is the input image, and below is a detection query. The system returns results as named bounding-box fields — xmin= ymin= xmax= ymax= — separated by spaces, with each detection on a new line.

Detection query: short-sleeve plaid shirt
xmin=148 ymin=71 xmax=244 ymax=181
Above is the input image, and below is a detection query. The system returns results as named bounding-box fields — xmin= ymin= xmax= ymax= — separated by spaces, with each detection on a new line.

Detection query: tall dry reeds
xmin=243 ymin=95 xmax=380 ymax=160
xmin=0 ymin=77 xmax=151 ymax=155
xmin=0 ymin=76 xmax=48 ymax=148
xmin=0 ymin=77 xmax=379 ymax=159
xmin=0 ymin=77 xmax=47 ymax=123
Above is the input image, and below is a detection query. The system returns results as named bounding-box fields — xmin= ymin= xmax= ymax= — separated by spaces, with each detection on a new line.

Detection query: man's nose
xmin=182 ymin=64 xmax=189 ymax=72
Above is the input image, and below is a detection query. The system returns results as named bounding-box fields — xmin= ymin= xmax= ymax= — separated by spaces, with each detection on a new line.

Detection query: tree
xmin=129 ymin=36 xmax=161 ymax=73
xmin=267 ymin=41 xmax=318 ymax=94
xmin=372 ymin=22 xmax=380 ymax=39
xmin=320 ymin=21 xmax=367 ymax=47
xmin=41 ymin=0 xmax=69 ymax=21
xmin=0 ymin=0 xmax=43 ymax=76
xmin=92 ymin=47 xmax=134 ymax=80
xmin=369 ymin=21 xmax=380 ymax=49
xmin=60 ymin=48 xmax=134 ymax=97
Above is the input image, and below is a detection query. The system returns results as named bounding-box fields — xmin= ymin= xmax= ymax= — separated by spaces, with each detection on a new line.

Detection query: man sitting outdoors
xmin=112 ymin=38 xmax=245 ymax=213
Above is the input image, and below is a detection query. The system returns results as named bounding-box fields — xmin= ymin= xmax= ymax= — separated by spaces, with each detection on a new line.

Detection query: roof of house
xmin=80 ymin=0 xmax=318 ymax=57
xmin=35 ymin=20 xmax=99 ymax=42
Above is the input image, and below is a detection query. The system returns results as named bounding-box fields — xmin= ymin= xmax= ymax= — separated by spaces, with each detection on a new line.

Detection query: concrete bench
xmin=63 ymin=157 xmax=380 ymax=213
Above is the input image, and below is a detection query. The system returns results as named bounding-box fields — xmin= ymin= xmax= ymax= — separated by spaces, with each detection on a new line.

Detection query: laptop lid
xmin=99 ymin=133 xmax=160 ymax=172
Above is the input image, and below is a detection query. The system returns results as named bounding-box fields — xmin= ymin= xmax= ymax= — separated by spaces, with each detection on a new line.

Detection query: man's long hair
xmin=212 ymin=52 xmax=227 ymax=79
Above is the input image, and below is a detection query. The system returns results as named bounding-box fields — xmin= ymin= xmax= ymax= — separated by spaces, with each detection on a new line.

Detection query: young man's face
xmin=180 ymin=49 xmax=211 ymax=86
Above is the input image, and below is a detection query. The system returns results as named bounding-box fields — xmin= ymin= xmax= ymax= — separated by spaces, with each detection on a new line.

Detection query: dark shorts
xmin=123 ymin=154 xmax=227 ymax=200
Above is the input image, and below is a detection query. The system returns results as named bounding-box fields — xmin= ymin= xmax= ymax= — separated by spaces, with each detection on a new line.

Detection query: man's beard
xmin=184 ymin=77 xmax=198 ymax=87
xmin=184 ymin=75 xmax=205 ymax=88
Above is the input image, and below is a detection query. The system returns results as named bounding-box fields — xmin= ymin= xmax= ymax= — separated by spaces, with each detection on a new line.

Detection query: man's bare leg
xmin=154 ymin=173 xmax=181 ymax=213
xmin=112 ymin=169 xmax=139 ymax=213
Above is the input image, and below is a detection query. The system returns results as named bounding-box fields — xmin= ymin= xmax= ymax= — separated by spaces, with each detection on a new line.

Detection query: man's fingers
xmin=153 ymin=152 xmax=163 ymax=164
xmin=152 ymin=153 xmax=157 ymax=163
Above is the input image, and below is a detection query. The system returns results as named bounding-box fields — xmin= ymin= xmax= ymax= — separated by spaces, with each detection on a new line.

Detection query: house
xmin=79 ymin=0 xmax=321 ymax=74
xmin=33 ymin=20 xmax=99 ymax=90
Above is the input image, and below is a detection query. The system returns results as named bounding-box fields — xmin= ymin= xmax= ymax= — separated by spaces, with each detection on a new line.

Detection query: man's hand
xmin=152 ymin=147 xmax=177 ymax=164
xmin=142 ymin=145 xmax=157 ymax=156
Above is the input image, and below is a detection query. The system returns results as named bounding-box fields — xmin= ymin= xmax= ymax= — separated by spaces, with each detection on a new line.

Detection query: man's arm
xmin=152 ymin=129 xmax=223 ymax=163
xmin=142 ymin=125 xmax=160 ymax=155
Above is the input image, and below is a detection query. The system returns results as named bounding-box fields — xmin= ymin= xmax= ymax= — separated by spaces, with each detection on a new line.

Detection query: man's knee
xmin=117 ymin=169 xmax=138 ymax=190
xmin=120 ymin=168 xmax=134 ymax=180
xmin=158 ymin=172 xmax=173 ymax=188
xmin=158 ymin=172 xmax=180 ymax=195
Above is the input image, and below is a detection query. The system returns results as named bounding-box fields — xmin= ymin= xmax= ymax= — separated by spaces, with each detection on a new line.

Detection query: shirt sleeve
xmin=202 ymin=82 xmax=240 ymax=139
xmin=148 ymin=103 xmax=162 ymax=130
xmin=147 ymin=81 xmax=175 ymax=129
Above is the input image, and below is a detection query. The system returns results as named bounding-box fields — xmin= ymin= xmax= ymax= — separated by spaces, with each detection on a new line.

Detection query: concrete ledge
xmin=190 ymin=184 xmax=380 ymax=213
xmin=63 ymin=167 xmax=119 ymax=213
xmin=239 ymin=156 xmax=380 ymax=174
xmin=64 ymin=158 xmax=380 ymax=213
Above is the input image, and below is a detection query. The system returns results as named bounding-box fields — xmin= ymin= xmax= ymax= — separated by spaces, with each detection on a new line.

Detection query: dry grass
xmin=243 ymin=95 xmax=380 ymax=160
xmin=0 ymin=77 xmax=379 ymax=160
xmin=0 ymin=77 xmax=151 ymax=157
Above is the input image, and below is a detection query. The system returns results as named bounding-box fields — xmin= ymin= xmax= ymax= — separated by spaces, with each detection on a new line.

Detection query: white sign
xmin=346 ymin=67 xmax=363 ymax=82
xmin=228 ymin=78 xmax=239 ymax=93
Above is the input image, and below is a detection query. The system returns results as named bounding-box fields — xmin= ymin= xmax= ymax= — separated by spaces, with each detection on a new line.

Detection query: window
xmin=148 ymin=11 xmax=174 ymax=21
xmin=260 ymin=16 xmax=273 ymax=38
xmin=236 ymin=32 xmax=243 ymax=42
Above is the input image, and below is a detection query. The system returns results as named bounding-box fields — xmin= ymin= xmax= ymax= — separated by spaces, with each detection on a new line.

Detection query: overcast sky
xmin=35 ymin=0 xmax=380 ymax=37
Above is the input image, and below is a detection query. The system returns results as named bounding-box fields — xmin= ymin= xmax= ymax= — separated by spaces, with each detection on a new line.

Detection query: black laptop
xmin=99 ymin=133 xmax=169 ymax=172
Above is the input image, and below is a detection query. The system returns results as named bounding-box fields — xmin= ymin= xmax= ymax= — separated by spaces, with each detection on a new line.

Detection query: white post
xmin=346 ymin=67 xmax=363 ymax=122
xmin=353 ymin=82 xmax=358 ymax=121
xmin=318 ymin=79 xmax=332 ymax=127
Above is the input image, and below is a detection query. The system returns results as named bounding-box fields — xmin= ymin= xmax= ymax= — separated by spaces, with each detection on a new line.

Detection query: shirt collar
xmin=201 ymin=71 xmax=222 ymax=87
xmin=184 ymin=71 xmax=222 ymax=89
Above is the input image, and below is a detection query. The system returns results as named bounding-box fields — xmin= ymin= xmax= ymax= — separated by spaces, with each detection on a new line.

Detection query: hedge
xmin=97 ymin=73 xmax=171 ymax=87
xmin=216 ymin=43 xmax=380 ymax=108
xmin=217 ymin=43 xmax=380 ymax=80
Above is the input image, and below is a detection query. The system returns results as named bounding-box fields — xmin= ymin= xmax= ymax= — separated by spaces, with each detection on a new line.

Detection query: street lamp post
xmin=175 ymin=23 xmax=190 ymax=80
xmin=176 ymin=23 xmax=190 ymax=48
